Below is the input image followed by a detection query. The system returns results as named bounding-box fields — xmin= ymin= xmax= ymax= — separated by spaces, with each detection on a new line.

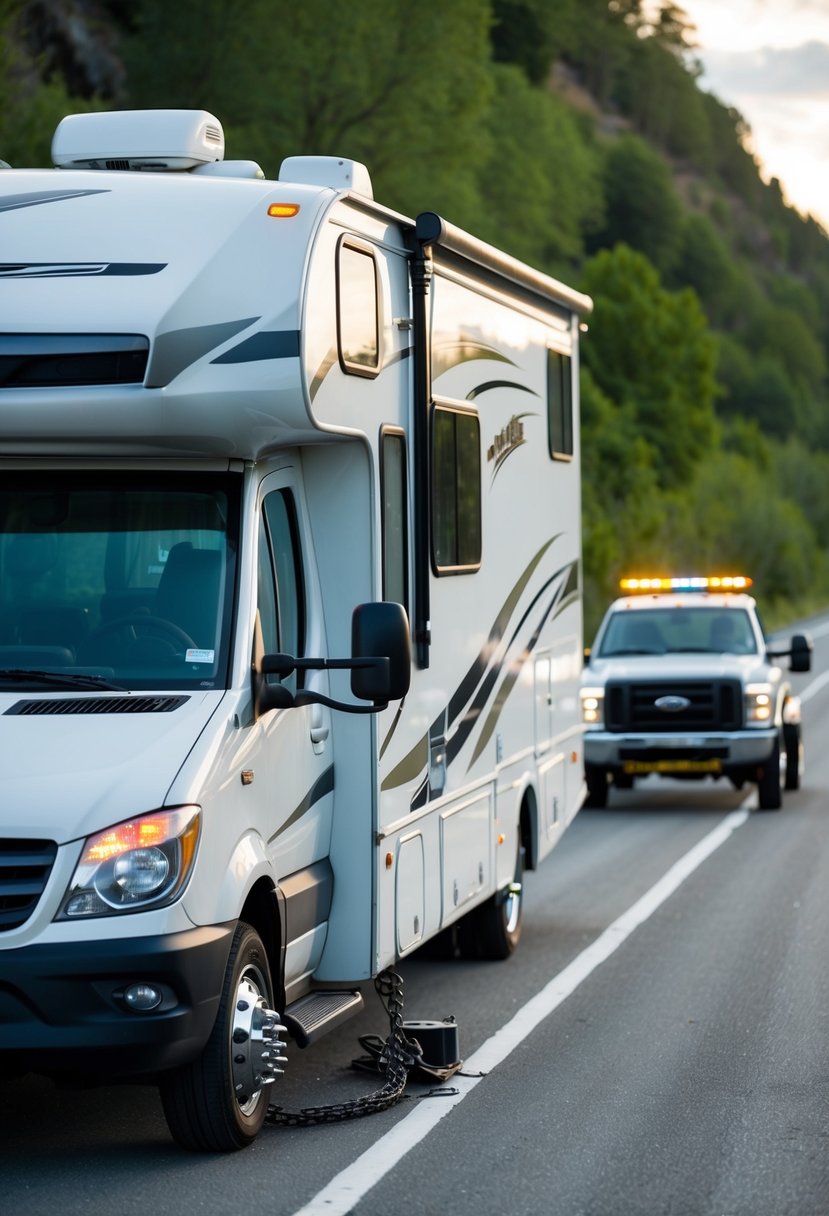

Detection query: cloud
xmin=702 ymin=40 xmax=829 ymax=96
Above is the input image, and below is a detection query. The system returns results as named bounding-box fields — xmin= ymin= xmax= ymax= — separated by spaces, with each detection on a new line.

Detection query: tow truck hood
xmin=587 ymin=653 xmax=773 ymax=684
xmin=0 ymin=689 xmax=227 ymax=842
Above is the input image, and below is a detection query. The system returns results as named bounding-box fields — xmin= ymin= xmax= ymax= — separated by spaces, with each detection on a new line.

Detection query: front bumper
xmin=584 ymin=728 xmax=778 ymax=775
xmin=0 ymin=923 xmax=234 ymax=1079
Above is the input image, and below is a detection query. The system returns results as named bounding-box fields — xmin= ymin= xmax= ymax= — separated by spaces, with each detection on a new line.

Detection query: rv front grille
xmin=0 ymin=838 xmax=58 ymax=931
xmin=0 ymin=334 xmax=149 ymax=388
xmin=5 ymin=695 xmax=189 ymax=716
xmin=605 ymin=679 xmax=743 ymax=732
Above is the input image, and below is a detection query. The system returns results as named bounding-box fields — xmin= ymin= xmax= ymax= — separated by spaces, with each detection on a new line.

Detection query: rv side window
xmin=432 ymin=405 xmax=481 ymax=574
xmin=381 ymin=429 xmax=408 ymax=607
xmin=548 ymin=349 xmax=573 ymax=460
xmin=258 ymin=489 xmax=304 ymax=692
xmin=337 ymin=240 xmax=380 ymax=377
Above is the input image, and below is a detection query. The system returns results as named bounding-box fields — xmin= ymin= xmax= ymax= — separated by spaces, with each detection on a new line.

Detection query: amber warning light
xmin=267 ymin=202 xmax=301 ymax=218
xmin=619 ymin=575 xmax=753 ymax=593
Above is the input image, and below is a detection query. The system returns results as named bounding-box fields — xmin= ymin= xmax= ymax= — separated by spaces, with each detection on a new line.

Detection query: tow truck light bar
xmin=619 ymin=575 xmax=753 ymax=593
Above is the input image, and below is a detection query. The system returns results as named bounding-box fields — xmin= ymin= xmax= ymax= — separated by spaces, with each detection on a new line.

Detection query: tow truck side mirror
xmin=788 ymin=633 xmax=812 ymax=673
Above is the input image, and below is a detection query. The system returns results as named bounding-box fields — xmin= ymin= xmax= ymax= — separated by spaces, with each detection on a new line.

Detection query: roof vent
xmin=278 ymin=156 xmax=373 ymax=199
xmin=52 ymin=110 xmax=225 ymax=172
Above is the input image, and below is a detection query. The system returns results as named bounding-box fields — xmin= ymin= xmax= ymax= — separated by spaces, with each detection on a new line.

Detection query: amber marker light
xmin=267 ymin=202 xmax=300 ymax=218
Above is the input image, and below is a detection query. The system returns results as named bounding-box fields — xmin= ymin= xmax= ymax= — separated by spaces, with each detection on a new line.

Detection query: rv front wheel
xmin=160 ymin=922 xmax=284 ymax=1152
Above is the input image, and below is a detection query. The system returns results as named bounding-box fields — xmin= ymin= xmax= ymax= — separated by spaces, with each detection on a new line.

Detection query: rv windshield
xmin=0 ymin=471 xmax=240 ymax=691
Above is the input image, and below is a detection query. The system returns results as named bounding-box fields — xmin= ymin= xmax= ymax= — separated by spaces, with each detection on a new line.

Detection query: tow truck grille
xmin=0 ymin=838 xmax=58 ymax=931
xmin=605 ymin=679 xmax=743 ymax=732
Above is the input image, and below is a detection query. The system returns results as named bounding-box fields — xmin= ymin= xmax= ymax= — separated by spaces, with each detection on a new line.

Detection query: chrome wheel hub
xmin=230 ymin=970 xmax=287 ymax=1115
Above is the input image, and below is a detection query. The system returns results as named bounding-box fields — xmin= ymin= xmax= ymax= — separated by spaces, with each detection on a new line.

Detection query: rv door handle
xmin=310 ymin=704 xmax=329 ymax=744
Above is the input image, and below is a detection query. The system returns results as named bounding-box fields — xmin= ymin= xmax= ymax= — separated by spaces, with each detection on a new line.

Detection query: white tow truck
xmin=0 ymin=109 xmax=591 ymax=1149
xmin=580 ymin=576 xmax=812 ymax=810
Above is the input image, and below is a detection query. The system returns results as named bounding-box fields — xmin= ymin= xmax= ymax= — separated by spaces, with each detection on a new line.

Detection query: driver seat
xmin=154 ymin=543 xmax=224 ymax=651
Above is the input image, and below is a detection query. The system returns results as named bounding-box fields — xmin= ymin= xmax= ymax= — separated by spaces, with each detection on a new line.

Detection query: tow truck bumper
xmin=584 ymin=728 xmax=778 ymax=777
xmin=0 ymin=924 xmax=234 ymax=1080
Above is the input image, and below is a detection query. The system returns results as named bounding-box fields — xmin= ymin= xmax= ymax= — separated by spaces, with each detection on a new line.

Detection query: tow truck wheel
xmin=160 ymin=922 xmax=285 ymax=1152
xmin=585 ymin=763 xmax=609 ymax=808
xmin=784 ymin=723 xmax=803 ymax=791
xmin=757 ymin=737 xmax=783 ymax=811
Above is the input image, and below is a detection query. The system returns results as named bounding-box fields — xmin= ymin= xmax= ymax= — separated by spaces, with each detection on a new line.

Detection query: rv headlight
xmin=745 ymin=683 xmax=773 ymax=725
xmin=57 ymin=806 xmax=201 ymax=919
xmin=580 ymin=686 xmax=604 ymax=728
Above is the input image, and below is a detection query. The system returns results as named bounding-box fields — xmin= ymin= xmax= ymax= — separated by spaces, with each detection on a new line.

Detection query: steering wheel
xmin=81 ymin=614 xmax=198 ymax=658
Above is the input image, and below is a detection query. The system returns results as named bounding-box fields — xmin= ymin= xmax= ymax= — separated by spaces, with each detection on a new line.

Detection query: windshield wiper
xmin=0 ymin=668 xmax=128 ymax=692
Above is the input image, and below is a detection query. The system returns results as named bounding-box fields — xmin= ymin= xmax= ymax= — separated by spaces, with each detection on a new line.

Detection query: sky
xmin=667 ymin=0 xmax=829 ymax=231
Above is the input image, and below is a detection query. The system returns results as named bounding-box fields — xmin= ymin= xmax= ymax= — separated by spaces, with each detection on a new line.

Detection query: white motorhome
xmin=0 ymin=110 xmax=592 ymax=1150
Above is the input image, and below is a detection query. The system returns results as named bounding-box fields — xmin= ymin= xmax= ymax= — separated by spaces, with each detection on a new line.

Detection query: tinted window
xmin=432 ymin=406 xmax=481 ymax=572
xmin=259 ymin=489 xmax=304 ymax=693
xmin=0 ymin=471 xmax=239 ymax=690
xmin=548 ymin=349 xmax=573 ymax=459
xmin=338 ymin=242 xmax=379 ymax=374
xmin=382 ymin=430 xmax=408 ymax=606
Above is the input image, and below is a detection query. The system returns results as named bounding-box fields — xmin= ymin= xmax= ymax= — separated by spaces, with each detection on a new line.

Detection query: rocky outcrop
xmin=17 ymin=0 xmax=125 ymax=99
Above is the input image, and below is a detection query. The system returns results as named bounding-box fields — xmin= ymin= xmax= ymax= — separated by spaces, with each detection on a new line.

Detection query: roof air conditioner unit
xmin=52 ymin=110 xmax=225 ymax=171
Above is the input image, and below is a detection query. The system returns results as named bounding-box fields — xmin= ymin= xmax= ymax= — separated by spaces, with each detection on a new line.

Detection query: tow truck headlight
xmin=580 ymin=687 xmax=604 ymax=727
xmin=57 ymin=806 xmax=201 ymax=919
xmin=745 ymin=684 xmax=773 ymax=724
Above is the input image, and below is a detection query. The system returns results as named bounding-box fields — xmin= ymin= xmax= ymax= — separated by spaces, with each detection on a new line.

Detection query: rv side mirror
xmin=351 ymin=602 xmax=411 ymax=703
xmin=789 ymin=633 xmax=812 ymax=673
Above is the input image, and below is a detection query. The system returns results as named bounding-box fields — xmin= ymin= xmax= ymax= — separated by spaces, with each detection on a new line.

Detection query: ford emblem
xmin=654 ymin=695 xmax=690 ymax=713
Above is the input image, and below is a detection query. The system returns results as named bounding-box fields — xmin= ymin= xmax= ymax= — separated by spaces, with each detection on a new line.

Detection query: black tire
xmin=457 ymin=845 xmax=525 ymax=961
xmin=757 ymin=737 xmax=783 ymax=811
xmin=160 ymin=922 xmax=282 ymax=1152
xmin=784 ymin=723 xmax=802 ymax=791
xmin=585 ymin=763 xmax=609 ymax=808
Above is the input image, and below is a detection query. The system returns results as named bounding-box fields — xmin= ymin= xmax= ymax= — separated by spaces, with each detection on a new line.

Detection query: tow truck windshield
xmin=0 ymin=471 xmax=240 ymax=691
xmin=597 ymin=606 xmax=759 ymax=658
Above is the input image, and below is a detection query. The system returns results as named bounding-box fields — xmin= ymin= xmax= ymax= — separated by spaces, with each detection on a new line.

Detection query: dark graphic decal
xmin=466 ymin=380 xmax=537 ymax=402
xmin=310 ymin=344 xmax=412 ymax=403
xmin=432 ymin=337 xmax=516 ymax=381
xmin=212 ymin=329 xmax=300 ymax=364
xmin=468 ymin=562 xmax=579 ymax=768
xmin=267 ymin=764 xmax=334 ymax=843
xmin=310 ymin=345 xmax=338 ymax=401
xmin=450 ymin=560 xmax=577 ymax=768
xmin=146 ymin=317 xmax=261 ymax=387
xmin=0 ymin=188 xmax=109 ymax=213
xmin=0 ymin=262 xmax=165 ymax=278
xmin=487 ymin=412 xmax=537 ymax=480
xmin=382 ymin=538 xmax=560 ymax=800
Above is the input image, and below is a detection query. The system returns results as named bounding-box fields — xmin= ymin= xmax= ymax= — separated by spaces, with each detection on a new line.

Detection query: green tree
xmin=468 ymin=65 xmax=603 ymax=273
xmin=592 ymin=134 xmax=682 ymax=272
xmin=581 ymin=243 xmax=718 ymax=484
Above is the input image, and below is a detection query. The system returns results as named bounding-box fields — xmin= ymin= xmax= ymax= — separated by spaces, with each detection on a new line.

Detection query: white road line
xmin=291 ymin=802 xmax=752 ymax=1216
xmin=798 ymin=668 xmax=829 ymax=704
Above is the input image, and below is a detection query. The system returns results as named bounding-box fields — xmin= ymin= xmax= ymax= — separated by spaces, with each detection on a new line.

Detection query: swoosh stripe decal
xmin=268 ymin=764 xmax=335 ymax=843
xmin=466 ymin=380 xmax=537 ymax=402
xmin=0 ymin=188 xmax=109 ymax=213
xmin=468 ymin=563 xmax=579 ymax=768
xmin=444 ymin=564 xmax=568 ymax=763
xmin=0 ymin=262 xmax=165 ymax=278
xmin=212 ymin=329 xmax=300 ymax=364
xmin=380 ymin=538 xmax=561 ymax=796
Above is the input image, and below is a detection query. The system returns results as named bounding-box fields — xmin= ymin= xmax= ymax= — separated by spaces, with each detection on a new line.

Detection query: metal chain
xmin=265 ymin=968 xmax=421 ymax=1127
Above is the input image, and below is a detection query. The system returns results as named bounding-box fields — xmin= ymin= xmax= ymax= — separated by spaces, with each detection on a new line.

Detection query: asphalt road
xmin=2 ymin=619 xmax=828 ymax=1216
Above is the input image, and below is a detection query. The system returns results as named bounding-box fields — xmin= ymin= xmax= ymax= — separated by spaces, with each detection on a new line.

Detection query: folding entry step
xmin=283 ymin=989 xmax=364 ymax=1048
